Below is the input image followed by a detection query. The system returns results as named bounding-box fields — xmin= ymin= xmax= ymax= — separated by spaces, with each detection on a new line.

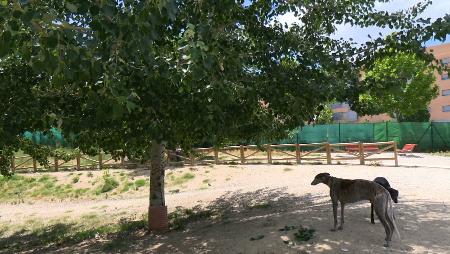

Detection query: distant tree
xmin=315 ymin=104 xmax=334 ymax=124
xmin=354 ymin=52 xmax=438 ymax=120
xmin=397 ymin=108 xmax=431 ymax=122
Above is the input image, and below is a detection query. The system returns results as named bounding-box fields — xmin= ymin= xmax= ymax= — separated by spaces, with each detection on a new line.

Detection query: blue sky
xmin=251 ymin=0 xmax=450 ymax=46
xmin=334 ymin=0 xmax=450 ymax=46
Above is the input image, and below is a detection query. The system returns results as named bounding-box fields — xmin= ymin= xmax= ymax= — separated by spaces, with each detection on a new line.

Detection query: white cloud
xmin=276 ymin=0 xmax=450 ymax=45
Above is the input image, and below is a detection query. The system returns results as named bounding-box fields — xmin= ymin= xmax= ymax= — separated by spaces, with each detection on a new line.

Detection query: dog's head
xmin=311 ymin=173 xmax=331 ymax=185
xmin=388 ymin=188 xmax=399 ymax=203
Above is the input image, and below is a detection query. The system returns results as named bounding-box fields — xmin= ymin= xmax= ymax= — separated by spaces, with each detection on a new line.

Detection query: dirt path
xmin=2 ymin=156 xmax=450 ymax=253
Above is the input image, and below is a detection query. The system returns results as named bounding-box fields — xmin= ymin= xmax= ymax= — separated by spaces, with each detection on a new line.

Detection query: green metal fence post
xmin=338 ymin=123 xmax=341 ymax=143
xmin=431 ymin=122 xmax=434 ymax=151
xmin=386 ymin=122 xmax=388 ymax=142
xmin=372 ymin=123 xmax=375 ymax=142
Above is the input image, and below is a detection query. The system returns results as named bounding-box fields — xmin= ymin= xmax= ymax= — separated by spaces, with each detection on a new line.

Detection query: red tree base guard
xmin=149 ymin=205 xmax=169 ymax=232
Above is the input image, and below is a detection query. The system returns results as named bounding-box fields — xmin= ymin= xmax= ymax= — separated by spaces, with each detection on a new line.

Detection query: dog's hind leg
xmin=374 ymin=197 xmax=392 ymax=247
xmin=338 ymin=202 xmax=345 ymax=230
xmin=371 ymin=202 xmax=375 ymax=224
xmin=386 ymin=196 xmax=401 ymax=240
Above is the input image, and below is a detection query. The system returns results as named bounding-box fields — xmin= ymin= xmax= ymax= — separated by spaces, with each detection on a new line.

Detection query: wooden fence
xmin=10 ymin=141 xmax=399 ymax=172
xmin=167 ymin=141 xmax=399 ymax=167
xmin=10 ymin=152 xmax=127 ymax=173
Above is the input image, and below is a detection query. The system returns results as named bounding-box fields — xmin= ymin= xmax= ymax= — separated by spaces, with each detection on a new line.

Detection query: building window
xmin=443 ymin=89 xmax=450 ymax=96
xmin=442 ymin=73 xmax=449 ymax=80
xmin=344 ymin=111 xmax=357 ymax=121
xmin=332 ymin=112 xmax=344 ymax=120
xmin=331 ymin=103 xmax=343 ymax=109
xmin=443 ymin=105 xmax=450 ymax=112
xmin=442 ymin=57 xmax=450 ymax=65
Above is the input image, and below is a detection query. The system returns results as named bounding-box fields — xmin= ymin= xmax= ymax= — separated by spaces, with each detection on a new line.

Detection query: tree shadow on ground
xmin=0 ymin=217 xmax=147 ymax=254
xmin=130 ymin=191 xmax=450 ymax=254
xmin=2 ymin=189 xmax=450 ymax=254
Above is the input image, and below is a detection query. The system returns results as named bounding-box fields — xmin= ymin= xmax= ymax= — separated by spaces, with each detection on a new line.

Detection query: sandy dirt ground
xmin=1 ymin=153 xmax=450 ymax=253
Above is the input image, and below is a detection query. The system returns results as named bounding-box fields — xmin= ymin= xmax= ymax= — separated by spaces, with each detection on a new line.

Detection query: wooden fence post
xmin=190 ymin=154 xmax=195 ymax=166
xmin=358 ymin=142 xmax=365 ymax=165
xmin=240 ymin=145 xmax=245 ymax=164
xmin=33 ymin=159 xmax=37 ymax=172
xmin=295 ymin=143 xmax=301 ymax=164
xmin=76 ymin=154 xmax=81 ymax=170
xmin=98 ymin=152 xmax=103 ymax=170
xmin=54 ymin=157 xmax=59 ymax=171
xmin=393 ymin=141 xmax=399 ymax=167
xmin=326 ymin=142 xmax=332 ymax=165
xmin=267 ymin=144 xmax=272 ymax=164
xmin=214 ymin=148 xmax=219 ymax=164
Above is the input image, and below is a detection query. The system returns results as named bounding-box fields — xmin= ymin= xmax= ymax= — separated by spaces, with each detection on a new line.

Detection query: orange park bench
xmin=346 ymin=144 xmax=380 ymax=153
xmin=398 ymin=144 xmax=417 ymax=154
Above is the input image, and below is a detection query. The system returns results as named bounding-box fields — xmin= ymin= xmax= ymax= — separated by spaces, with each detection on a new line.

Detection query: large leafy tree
xmin=398 ymin=108 xmax=431 ymax=122
xmin=1 ymin=0 xmax=449 ymax=230
xmin=355 ymin=52 xmax=438 ymax=120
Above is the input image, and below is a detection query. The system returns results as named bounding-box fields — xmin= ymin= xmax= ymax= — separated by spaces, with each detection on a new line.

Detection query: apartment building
xmin=331 ymin=42 xmax=450 ymax=123
xmin=428 ymin=42 xmax=450 ymax=122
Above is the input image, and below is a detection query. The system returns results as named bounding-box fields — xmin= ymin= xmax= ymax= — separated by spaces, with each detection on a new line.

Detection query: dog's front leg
xmin=371 ymin=202 xmax=375 ymax=224
xmin=338 ymin=202 xmax=344 ymax=230
xmin=331 ymin=201 xmax=338 ymax=231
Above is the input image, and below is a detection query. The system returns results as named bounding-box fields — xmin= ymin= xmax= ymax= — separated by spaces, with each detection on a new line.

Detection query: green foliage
xmin=248 ymin=202 xmax=271 ymax=209
xmin=315 ymin=104 xmax=334 ymax=124
xmin=0 ymin=214 xmax=147 ymax=253
xmin=294 ymin=227 xmax=315 ymax=242
xmin=168 ymin=206 xmax=214 ymax=230
xmin=0 ymin=174 xmax=93 ymax=201
xmin=183 ymin=173 xmax=195 ymax=179
xmin=71 ymin=175 xmax=80 ymax=184
xmin=134 ymin=179 xmax=146 ymax=189
xmin=355 ymin=52 xmax=438 ymax=119
xmin=398 ymin=108 xmax=431 ymax=122
xmin=96 ymin=171 xmax=119 ymax=194
xmin=169 ymin=172 xmax=195 ymax=186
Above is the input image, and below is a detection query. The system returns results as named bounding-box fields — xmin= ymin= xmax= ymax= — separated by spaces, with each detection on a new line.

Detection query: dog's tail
xmin=387 ymin=195 xmax=401 ymax=240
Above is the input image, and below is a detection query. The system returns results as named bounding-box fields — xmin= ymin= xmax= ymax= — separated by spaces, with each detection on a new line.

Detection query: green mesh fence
xmin=293 ymin=122 xmax=450 ymax=152
xmin=23 ymin=128 xmax=67 ymax=147
xmin=24 ymin=123 xmax=450 ymax=152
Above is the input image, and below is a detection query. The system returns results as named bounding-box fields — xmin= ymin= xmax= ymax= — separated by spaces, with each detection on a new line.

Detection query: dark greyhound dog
xmin=371 ymin=177 xmax=399 ymax=224
xmin=311 ymin=173 xmax=400 ymax=247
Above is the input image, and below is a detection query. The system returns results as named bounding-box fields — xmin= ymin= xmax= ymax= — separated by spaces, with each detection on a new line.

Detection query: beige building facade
xmin=331 ymin=42 xmax=450 ymax=123
xmin=428 ymin=42 xmax=450 ymax=122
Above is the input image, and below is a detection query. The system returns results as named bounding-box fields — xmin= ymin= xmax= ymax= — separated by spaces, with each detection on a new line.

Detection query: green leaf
xmin=66 ymin=2 xmax=78 ymax=12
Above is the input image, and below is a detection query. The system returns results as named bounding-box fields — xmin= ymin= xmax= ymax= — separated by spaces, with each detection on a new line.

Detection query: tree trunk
xmin=148 ymin=141 xmax=169 ymax=232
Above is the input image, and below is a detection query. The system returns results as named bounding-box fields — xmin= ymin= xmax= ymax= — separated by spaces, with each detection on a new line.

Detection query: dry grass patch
xmin=0 ymin=212 xmax=147 ymax=253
